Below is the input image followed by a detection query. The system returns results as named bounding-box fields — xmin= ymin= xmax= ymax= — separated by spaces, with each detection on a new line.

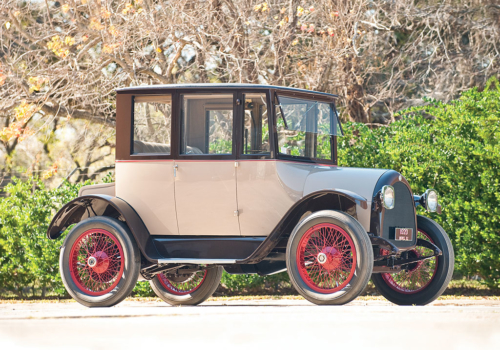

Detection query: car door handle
xmin=174 ymin=164 xmax=178 ymax=177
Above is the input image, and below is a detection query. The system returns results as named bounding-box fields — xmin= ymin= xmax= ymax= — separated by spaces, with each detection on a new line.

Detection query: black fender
xmin=47 ymin=195 xmax=160 ymax=263
xmin=236 ymin=189 xmax=368 ymax=264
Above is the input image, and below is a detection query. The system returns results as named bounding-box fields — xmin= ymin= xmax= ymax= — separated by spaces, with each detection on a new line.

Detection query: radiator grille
xmin=381 ymin=181 xmax=417 ymax=249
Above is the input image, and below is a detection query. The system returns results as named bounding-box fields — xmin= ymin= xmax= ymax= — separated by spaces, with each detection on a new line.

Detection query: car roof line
xmin=116 ymin=83 xmax=338 ymax=98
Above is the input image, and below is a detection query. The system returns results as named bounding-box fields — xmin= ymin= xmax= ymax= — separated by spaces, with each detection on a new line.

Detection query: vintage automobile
xmin=47 ymin=84 xmax=454 ymax=307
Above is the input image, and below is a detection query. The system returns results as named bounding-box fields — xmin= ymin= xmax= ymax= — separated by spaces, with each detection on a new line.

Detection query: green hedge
xmin=0 ymin=81 xmax=498 ymax=298
xmin=0 ymin=179 xmax=81 ymax=297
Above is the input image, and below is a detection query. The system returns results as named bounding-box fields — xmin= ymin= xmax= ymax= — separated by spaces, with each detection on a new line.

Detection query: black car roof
xmin=116 ymin=83 xmax=338 ymax=99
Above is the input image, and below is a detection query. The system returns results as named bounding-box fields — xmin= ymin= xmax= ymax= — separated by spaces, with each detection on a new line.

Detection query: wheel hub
xmin=87 ymin=251 xmax=110 ymax=274
xmin=87 ymin=256 xmax=97 ymax=267
xmin=317 ymin=253 xmax=327 ymax=264
xmin=317 ymin=247 xmax=342 ymax=271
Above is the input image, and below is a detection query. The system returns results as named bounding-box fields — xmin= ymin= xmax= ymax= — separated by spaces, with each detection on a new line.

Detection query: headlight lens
xmin=426 ymin=189 xmax=439 ymax=212
xmin=381 ymin=185 xmax=395 ymax=209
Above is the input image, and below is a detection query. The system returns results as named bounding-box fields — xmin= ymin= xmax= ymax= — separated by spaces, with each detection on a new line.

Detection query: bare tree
xmin=0 ymin=0 xmax=498 ymax=181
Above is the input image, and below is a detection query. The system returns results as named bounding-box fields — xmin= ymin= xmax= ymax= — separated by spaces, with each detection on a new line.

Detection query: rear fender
xmin=47 ymin=195 xmax=160 ymax=263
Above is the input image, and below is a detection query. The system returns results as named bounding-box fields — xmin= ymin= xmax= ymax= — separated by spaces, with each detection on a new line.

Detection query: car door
xmin=174 ymin=92 xmax=241 ymax=236
xmin=115 ymin=94 xmax=179 ymax=236
xmin=235 ymin=91 xmax=295 ymax=236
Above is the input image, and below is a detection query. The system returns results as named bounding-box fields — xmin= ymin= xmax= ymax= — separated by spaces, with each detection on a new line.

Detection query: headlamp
xmin=425 ymin=189 xmax=439 ymax=212
xmin=380 ymin=185 xmax=395 ymax=210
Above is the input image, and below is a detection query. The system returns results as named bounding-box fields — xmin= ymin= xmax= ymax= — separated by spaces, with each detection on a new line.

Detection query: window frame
xmin=237 ymin=90 xmax=273 ymax=160
xmin=115 ymin=87 xmax=338 ymax=164
xmin=116 ymin=92 xmax=176 ymax=161
xmin=176 ymin=91 xmax=237 ymax=161
xmin=131 ymin=95 xmax=174 ymax=157
xmin=271 ymin=90 xmax=338 ymax=165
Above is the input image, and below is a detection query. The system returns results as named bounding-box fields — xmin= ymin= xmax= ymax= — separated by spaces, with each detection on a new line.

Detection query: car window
xmin=242 ymin=93 xmax=269 ymax=155
xmin=133 ymin=95 xmax=172 ymax=154
xmin=275 ymin=95 xmax=337 ymax=161
xmin=180 ymin=94 xmax=234 ymax=155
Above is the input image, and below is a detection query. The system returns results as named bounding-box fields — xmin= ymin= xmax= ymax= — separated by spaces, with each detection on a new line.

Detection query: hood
xmin=303 ymin=166 xmax=390 ymax=201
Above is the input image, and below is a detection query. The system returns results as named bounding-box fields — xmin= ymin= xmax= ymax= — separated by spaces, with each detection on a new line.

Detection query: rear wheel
xmin=372 ymin=215 xmax=454 ymax=305
xmin=60 ymin=217 xmax=140 ymax=307
xmin=150 ymin=266 xmax=223 ymax=306
xmin=286 ymin=210 xmax=373 ymax=305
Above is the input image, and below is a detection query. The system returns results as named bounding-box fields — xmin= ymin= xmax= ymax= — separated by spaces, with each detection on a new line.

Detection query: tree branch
xmin=165 ymin=40 xmax=187 ymax=82
xmin=40 ymin=104 xmax=115 ymax=127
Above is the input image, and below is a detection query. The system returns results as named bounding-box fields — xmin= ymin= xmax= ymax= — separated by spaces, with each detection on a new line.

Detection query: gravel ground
xmin=1 ymin=297 xmax=499 ymax=349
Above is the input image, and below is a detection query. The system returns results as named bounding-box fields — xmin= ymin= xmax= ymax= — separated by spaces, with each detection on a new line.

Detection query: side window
xmin=242 ymin=93 xmax=269 ymax=155
xmin=275 ymin=95 xmax=333 ymax=161
xmin=133 ymin=95 xmax=172 ymax=154
xmin=180 ymin=94 xmax=234 ymax=155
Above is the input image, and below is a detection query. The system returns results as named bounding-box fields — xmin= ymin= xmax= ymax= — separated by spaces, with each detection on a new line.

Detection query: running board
xmin=157 ymin=258 xmax=237 ymax=265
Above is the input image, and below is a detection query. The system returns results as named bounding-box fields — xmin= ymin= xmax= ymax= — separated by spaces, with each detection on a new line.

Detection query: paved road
xmin=1 ymin=298 xmax=499 ymax=349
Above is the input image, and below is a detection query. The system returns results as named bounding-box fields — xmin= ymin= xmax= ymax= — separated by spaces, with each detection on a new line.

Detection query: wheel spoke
xmin=381 ymin=230 xmax=438 ymax=294
xmin=158 ymin=270 xmax=208 ymax=295
xmin=69 ymin=230 xmax=125 ymax=296
xmin=297 ymin=223 xmax=357 ymax=294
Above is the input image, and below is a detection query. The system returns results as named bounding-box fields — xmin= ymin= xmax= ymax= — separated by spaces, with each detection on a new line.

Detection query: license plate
xmin=395 ymin=228 xmax=413 ymax=241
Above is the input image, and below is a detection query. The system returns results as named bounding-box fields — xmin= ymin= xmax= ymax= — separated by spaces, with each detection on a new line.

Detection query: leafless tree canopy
xmin=0 ymin=0 xmax=498 ymax=181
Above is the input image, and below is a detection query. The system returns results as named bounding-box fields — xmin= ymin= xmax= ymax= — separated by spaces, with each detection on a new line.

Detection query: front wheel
xmin=286 ymin=210 xmax=373 ymax=305
xmin=150 ymin=266 xmax=223 ymax=306
xmin=372 ymin=215 xmax=454 ymax=305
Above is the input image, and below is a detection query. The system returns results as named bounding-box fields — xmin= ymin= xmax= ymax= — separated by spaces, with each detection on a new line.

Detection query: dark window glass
xmin=180 ymin=94 xmax=234 ymax=155
xmin=133 ymin=95 xmax=172 ymax=154
xmin=242 ymin=93 xmax=269 ymax=155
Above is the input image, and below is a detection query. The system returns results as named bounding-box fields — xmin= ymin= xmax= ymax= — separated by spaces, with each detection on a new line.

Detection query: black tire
xmin=372 ymin=215 xmax=454 ymax=305
xmin=150 ymin=266 xmax=223 ymax=306
xmin=59 ymin=216 xmax=140 ymax=308
xmin=286 ymin=210 xmax=373 ymax=305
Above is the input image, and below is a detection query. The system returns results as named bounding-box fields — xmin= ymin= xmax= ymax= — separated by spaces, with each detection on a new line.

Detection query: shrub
xmin=0 ymin=178 xmax=82 ymax=297
xmin=338 ymin=78 xmax=500 ymax=288
xmin=219 ymin=271 xmax=293 ymax=295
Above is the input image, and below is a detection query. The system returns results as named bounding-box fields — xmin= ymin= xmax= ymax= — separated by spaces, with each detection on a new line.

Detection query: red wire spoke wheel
xmin=69 ymin=229 xmax=125 ymax=296
xmin=157 ymin=270 xmax=208 ymax=295
xmin=381 ymin=229 xmax=438 ymax=294
xmin=372 ymin=215 xmax=454 ymax=306
xmin=296 ymin=223 xmax=357 ymax=293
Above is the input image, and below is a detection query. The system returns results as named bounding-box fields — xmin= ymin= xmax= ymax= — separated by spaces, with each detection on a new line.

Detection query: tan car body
xmin=80 ymin=161 xmax=387 ymax=237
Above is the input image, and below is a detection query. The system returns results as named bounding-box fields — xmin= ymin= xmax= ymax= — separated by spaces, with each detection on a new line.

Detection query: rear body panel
xmin=115 ymin=161 xmax=178 ymax=236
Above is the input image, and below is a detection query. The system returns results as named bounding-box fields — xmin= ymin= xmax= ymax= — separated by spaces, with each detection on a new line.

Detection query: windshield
xmin=276 ymin=95 xmax=342 ymax=161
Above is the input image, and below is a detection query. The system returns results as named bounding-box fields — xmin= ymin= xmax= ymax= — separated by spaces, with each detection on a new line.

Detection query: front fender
xmin=47 ymin=195 xmax=160 ymax=263
xmin=237 ymin=189 xmax=368 ymax=264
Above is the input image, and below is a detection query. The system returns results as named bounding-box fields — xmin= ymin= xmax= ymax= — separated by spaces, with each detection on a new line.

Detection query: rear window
xmin=132 ymin=95 xmax=172 ymax=154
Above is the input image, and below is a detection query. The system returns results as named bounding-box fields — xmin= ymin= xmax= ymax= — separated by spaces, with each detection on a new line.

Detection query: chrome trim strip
xmin=157 ymin=258 xmax=237 ymax=264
